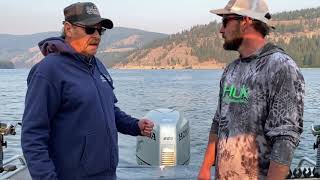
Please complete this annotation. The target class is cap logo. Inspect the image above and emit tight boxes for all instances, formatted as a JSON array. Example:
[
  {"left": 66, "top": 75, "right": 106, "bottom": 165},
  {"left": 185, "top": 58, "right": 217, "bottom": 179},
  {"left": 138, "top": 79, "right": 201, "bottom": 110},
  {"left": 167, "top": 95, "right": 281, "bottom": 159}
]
[{"left": 86, "top": 5, "right": 100, "bottom": 15}]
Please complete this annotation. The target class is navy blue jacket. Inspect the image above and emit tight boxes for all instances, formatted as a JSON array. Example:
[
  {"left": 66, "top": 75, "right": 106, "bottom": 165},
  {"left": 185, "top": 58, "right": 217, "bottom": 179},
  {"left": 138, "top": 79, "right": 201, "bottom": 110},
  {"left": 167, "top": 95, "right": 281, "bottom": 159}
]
[{"left": 21, "top": 37, "right": 141, "bottom": 180}]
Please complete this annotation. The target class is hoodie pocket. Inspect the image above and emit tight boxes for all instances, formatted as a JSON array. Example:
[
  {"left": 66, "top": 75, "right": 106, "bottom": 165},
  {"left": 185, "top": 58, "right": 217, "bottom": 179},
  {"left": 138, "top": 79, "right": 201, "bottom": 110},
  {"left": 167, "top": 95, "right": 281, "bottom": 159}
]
[{"left": 80, "top": 132, "right": 113, "bottom": 175}]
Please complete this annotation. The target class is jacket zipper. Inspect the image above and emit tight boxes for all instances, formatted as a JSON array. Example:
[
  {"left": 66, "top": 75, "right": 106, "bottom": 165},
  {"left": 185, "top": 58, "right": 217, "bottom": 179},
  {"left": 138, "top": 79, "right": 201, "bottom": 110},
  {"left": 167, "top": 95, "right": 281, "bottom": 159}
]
[{"left": 88, "top": 64, "right": 113, "bottom": 141}]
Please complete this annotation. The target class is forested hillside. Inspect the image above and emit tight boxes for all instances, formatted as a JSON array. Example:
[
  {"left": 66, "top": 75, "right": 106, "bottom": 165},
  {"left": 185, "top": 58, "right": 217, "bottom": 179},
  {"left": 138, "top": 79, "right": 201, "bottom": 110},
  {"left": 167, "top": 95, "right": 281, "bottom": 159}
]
[
  {"left": 116, "top": 7, "right": 320, "bottom": 69},
  {"left": 0, "top": 28, "right": 167, "bottom": 68}
]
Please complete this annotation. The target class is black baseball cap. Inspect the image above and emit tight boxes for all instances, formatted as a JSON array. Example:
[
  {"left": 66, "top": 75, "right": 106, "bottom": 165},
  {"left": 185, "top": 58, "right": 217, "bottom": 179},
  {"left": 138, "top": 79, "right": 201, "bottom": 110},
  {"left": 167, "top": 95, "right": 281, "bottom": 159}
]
[{"left": 64, "top": 2, "right": 113, "bottom": 29}]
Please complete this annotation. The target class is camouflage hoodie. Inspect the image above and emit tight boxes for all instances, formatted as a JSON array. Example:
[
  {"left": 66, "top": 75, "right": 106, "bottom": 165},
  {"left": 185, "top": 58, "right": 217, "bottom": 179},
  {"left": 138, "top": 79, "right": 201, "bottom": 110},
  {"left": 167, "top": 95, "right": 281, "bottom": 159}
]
[{"left": 211, "top": 43, "right": 305, "bottom": 180}]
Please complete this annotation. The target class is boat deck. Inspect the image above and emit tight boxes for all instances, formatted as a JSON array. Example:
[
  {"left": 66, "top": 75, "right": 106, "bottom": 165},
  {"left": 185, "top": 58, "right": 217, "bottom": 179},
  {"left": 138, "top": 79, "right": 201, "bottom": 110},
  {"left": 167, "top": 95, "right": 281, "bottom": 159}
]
[{"left": 0, "top": 155, "right": 318, "bottom": 180}]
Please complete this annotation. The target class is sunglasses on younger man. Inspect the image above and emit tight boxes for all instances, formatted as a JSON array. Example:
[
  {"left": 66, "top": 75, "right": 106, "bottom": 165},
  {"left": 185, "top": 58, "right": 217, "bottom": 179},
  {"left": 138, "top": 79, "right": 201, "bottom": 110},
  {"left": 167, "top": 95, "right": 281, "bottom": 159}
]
[
  {"left": 222, "top": 16, "right": 244, "bottom": 28},
  {"left": 72, "top": 23, "right": 106, "bottom": 35}
]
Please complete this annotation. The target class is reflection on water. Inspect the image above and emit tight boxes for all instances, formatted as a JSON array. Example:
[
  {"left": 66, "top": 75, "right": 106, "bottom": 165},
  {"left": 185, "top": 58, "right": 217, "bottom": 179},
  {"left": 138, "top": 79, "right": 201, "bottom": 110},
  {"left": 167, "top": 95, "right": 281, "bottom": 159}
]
[{"left": 0, "top": 69, "right": 319, "bottom": 169}]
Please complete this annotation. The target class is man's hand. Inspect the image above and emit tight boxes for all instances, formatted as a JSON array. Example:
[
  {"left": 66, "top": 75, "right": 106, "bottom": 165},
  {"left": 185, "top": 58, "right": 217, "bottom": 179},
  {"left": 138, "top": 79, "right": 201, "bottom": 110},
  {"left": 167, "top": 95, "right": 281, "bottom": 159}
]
[
  {"left": 138, "top": 119, "right": 154, "bottom": 137},
  {"left": 266, "top": 160, "right": 290, "bottom": 180},
  {"left": 197, "top": 133, "right": 218, "bottom": 180}
]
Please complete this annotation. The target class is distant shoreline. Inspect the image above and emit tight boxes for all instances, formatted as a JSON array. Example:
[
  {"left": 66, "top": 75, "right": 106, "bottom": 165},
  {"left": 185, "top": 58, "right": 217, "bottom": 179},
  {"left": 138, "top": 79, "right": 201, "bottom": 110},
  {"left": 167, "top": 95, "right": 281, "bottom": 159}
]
[
  {"left": 112, "top": 63, "right": 226, "bottom": 70},
  {"left": 0, "top": 67, "right": 15, "bottom": 69}
]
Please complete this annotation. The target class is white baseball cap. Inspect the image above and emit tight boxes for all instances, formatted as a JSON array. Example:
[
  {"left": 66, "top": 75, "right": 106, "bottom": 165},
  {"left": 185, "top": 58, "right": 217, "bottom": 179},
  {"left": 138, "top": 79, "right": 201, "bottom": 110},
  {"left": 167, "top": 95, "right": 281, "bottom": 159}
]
[{"left": 210, "top": 0, "right": 272, "bottom": 25}]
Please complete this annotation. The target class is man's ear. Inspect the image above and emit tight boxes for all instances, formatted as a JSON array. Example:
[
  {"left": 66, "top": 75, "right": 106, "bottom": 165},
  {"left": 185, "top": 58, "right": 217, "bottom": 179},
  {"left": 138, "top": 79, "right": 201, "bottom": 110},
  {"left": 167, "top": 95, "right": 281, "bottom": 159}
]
[
  {"left": 241, "top": 17, "right": 253, "bottom": 32},
  {"left": 64, "top": 22, "right": 73, "bottom": 38}
]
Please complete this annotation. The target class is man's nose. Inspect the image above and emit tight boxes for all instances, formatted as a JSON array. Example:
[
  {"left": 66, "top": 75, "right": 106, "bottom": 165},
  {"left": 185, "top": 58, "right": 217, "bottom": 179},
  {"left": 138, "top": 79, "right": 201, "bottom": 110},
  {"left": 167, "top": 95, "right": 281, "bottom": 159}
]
[
  {"left": 220, "top": 26, "right": 225, "bottom": 34},
  {"left": 91, "top": 33, "right": 102, "bottom": 44},
  {"left": 92, "top": 30, "right": 101, "bottom": 37}
]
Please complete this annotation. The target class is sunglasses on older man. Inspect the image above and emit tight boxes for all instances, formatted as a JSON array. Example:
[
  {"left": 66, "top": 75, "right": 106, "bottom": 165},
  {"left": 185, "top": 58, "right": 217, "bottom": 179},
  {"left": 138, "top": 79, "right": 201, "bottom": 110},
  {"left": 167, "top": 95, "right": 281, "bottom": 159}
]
[
  {"left": 222, "top": 16, "right": 244, "bottom": 28},
  {"left": 72, "top": 23, "right": 106, "bottom": 35}
]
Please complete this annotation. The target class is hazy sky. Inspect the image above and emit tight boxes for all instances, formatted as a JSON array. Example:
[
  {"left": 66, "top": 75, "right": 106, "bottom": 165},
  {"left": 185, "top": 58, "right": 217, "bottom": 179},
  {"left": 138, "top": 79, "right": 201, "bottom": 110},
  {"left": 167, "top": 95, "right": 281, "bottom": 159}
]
[{"left": 1, "top": 0, "right": 320, "bottom": 35}]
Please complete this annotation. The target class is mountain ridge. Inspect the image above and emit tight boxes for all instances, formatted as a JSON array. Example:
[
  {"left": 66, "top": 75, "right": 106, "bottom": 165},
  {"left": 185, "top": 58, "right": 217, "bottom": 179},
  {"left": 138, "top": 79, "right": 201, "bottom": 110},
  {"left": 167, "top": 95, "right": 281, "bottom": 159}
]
[
  {"left": 0, "top": 27, "right": 168, "bottom": 68},
  {"left": 116, "top": 7, "right": 320, "bottom": 69},
  {"left": 2, "top": 7, "right": 320, "bottom": 69}
]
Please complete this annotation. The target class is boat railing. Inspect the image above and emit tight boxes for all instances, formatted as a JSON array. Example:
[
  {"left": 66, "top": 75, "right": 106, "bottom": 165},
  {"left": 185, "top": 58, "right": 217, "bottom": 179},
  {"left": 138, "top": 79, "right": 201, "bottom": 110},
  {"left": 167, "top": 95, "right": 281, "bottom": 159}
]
[
  {"left": 287, "top": 124, "right": 320, "bottom": 179},
  {"left": 0, "top": 155, "right": 28, "bottom": 180}
]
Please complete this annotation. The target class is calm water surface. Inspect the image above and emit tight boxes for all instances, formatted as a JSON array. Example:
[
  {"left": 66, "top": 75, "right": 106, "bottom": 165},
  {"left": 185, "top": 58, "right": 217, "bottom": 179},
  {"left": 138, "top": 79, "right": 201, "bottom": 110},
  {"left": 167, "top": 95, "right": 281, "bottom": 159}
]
[{"left": 0, "top": 69, "right": 319, "bottom": 170}]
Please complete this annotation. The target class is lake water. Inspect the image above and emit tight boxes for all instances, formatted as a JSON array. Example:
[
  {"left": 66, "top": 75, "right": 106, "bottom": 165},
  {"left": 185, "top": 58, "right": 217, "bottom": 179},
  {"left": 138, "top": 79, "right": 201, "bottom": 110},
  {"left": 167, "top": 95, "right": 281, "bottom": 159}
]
[{"left": 0, "top": 69, "right": 319, "bottom": 171}]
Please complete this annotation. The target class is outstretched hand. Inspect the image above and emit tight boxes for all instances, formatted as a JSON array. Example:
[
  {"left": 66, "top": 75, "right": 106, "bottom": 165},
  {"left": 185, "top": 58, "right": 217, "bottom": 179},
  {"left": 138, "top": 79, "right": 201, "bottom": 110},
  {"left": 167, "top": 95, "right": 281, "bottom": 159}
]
[{"left": 138, "top": 118, "right": 154, "bottom": 137}]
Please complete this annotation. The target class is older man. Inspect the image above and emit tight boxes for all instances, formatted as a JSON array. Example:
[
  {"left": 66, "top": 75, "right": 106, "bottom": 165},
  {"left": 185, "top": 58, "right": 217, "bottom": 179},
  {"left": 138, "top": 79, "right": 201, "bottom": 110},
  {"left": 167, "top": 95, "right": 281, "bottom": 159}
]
[
  {"left": 198, "top": 0, "right": 305, "bottom": 179},
  {"left": 21, "top": 2, "right": 154, "bottom": 180}
]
